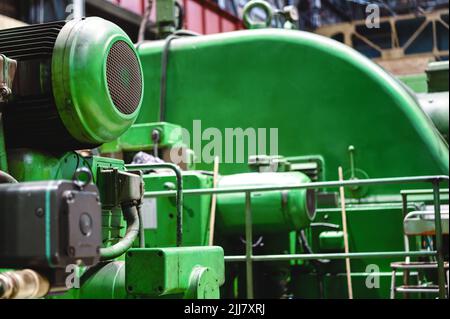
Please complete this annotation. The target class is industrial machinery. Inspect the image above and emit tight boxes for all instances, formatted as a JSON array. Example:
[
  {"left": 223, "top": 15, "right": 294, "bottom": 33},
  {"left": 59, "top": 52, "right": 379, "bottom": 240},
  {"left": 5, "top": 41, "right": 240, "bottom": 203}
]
[
  {"left": 0, "top": 0, "right": 448, "bottom": 300},
  {"left": 0, "top": 16, "right": 224, "bottom": 299}
]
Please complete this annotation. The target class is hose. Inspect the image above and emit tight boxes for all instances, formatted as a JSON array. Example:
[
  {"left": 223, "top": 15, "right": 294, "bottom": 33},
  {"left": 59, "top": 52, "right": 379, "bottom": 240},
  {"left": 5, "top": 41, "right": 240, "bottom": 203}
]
[
  {"left": 298, "top": 230, "right": 330, "bottom": 265},
  {"left": 100, "top": 203, "right": 140, "bottom": 261},
  {"left": 0, "top": 170, "right": 18, "bottom": 183},
  {"left": 137, "top": 203, "right": 145, "bottom": 248},
  {"left": 138, "top": 0, "right": 154, "bottom": 43}
]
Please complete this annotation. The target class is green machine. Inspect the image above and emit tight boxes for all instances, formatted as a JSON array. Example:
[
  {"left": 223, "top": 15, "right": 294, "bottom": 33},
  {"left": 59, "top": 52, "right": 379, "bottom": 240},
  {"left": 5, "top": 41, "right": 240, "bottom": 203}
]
[
  {"left": 0, "top": 17, "right": 224, "bottom": 299},
  {"left": 0, "top": 0, "right": 448, "bottom": 300},
  {"left": 101, "top": 0, "right": 448, "bottom": 299}
]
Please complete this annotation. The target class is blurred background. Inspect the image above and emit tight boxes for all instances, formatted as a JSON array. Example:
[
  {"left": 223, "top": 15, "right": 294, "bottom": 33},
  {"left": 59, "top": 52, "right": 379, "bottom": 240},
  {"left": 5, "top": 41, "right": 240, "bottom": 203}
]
[{"left": 0, "top": 0, "right": 448, "bottom": 75}]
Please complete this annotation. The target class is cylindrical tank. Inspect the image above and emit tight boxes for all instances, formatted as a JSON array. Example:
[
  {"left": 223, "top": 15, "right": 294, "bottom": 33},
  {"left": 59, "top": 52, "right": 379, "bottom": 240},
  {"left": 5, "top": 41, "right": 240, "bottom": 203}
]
[
  {"left": 0, "top": 17, "right": 143, "bottom": 150},
  {"left": 216, "top": 172, "right": 316, "bottom": 234}
]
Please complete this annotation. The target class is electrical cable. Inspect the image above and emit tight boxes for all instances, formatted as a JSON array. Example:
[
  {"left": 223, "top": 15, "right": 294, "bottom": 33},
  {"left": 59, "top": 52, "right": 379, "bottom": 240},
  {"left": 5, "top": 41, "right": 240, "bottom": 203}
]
[{"left": 138, "top": 0, "right": 154, "bottom": 43}]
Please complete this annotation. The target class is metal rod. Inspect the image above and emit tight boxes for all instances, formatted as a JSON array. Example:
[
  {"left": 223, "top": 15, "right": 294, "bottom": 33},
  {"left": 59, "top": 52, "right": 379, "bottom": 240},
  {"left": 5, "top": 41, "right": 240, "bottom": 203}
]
[
  {"left": 432, "top": 180, "right": 447, "bottom": 299},
  {"left": 144, "top": 175, "right": 449, "bottom": 198},
  {"left": 401, "top": 189, "right": 449, "bottom": 195},
  {"left": 126, "top": 163, "right": 184, "bottom": 247},
  {"left": 245, "top": 192, "right": 254, "bottom": 299},
  {"left": 224, "top": 251, "right": 437, "bottom": 262},
  {"left": 208, "top": 156, "right": 220, "bottom": 246},
  {"left": 338, "top": 166, "right": 353, "bottom": 299}
]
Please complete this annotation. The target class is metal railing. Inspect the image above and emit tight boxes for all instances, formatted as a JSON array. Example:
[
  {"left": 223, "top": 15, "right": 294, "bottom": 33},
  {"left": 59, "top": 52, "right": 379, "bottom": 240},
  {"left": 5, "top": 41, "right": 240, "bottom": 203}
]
[{"left": 142, "top": 173, "right": 449, "bottom": 299}]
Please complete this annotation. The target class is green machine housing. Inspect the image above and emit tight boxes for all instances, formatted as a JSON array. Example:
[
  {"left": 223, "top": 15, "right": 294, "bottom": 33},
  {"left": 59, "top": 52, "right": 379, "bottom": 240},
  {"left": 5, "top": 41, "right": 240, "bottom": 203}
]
[
  {"left": 117, "top": 28, "right": 449, "bottom": 299},
  {"left": 0, "top": 17, "right": 225, "bottom": 299},
  {"left": 0, "top": 17, "right": 143, "bottom": 150}
]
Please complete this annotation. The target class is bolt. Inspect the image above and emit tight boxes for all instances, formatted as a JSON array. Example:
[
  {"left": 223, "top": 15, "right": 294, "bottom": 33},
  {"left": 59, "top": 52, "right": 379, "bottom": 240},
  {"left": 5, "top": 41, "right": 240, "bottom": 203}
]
[
  {"left": 35, "top": 207, "right": 44, "bottom": 218},
  {"left": 66, "top": 192, "right": 74, "bottom": 202},
  {"left": 151, "top": 129, "right": 161, "bottom": 143},
  {"left": 0, "top": 87, "right": 9, "bottom": 98}
]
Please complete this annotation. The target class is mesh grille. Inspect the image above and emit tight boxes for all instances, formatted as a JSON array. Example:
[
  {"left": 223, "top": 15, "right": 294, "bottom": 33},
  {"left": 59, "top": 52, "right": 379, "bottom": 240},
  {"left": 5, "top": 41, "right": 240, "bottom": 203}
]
[{"left": 106, "top": 40, "right": 142, "bottom": 115}]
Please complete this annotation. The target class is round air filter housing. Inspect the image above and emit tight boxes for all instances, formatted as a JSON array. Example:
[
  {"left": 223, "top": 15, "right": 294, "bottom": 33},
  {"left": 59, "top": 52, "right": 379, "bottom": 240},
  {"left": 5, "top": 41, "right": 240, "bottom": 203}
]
[{"left": 0, "top": 17, "right": 143, "bottom": 150}]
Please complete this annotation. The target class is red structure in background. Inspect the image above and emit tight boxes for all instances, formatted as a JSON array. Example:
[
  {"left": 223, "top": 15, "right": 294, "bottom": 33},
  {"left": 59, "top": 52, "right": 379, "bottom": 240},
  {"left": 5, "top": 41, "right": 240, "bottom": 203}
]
[{"left": 107, "top": 0, "right": 243, "bottom": 34}]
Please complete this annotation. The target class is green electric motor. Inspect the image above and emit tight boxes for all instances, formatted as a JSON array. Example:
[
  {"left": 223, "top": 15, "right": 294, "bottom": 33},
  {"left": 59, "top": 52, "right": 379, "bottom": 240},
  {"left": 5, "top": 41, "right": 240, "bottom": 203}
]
[
  {"left": 0, "top": 17, "right": 143, "bottom": 150},
  {"left": 216, "top": 172, "right": 316, "bottom": 234}
]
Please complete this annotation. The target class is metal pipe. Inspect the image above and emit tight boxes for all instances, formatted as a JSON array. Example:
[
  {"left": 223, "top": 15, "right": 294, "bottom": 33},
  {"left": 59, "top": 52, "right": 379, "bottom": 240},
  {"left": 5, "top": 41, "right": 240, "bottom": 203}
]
[
  {"left": 0, "top": 170, "right": 18, "bottom": 183},
  {"left": 0, "top": 269, "right": 50, "bottom": 299},
  {"left": 126, "top": 163, "right": 184, "bottom": 247},
  {"left": 245, "top": 192, "right": 254, "bottom": 299},
  {"left": 432, "top": 180, "right": 447, "bottom": 299},
  {"left": 401, "top": 189, "right": 449, "bottom": 195},
  {"left": 144, "top": 175, "right": 449, "bottom": 198},
  {"left": 224, "top": 250, "right": 437, "bottom": 262},
  {"left": 72, "top": 0, "right": 86, "bottom": 19}
]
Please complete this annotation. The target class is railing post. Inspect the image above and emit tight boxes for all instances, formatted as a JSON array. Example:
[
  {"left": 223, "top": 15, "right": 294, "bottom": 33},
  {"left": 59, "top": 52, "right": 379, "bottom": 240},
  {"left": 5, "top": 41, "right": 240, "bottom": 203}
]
[
  {"left": 432, "top": 179, "right": 447, "bottom": 299},
  {"left": 245, "top": 191, "right": 254, "bottom": 299}
]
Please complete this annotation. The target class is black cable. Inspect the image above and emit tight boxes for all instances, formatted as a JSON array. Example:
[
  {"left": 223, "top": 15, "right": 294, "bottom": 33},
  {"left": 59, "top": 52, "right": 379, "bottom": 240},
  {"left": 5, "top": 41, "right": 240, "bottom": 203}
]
[
  {"left": 175, "top": 1, "right": 185, "bottom": 30},
  {"left": 298, "top": 230, "right": 330, "bottom": 265},
  {"left": 159, "top": 30, "right": 199, "bottom": 122}
]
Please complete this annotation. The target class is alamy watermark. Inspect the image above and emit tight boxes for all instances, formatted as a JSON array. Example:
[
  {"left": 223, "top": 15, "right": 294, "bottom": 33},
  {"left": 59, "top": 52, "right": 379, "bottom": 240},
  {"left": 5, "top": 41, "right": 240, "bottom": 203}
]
[
  {"left": 366, "top": 4, "right": 381, "bottom": 29},
  {"left": 365, "top": 264, "right": 381, "bottom": 289},
  {"left": 168, "top": 120, "right": 279, "bottom": 165}
]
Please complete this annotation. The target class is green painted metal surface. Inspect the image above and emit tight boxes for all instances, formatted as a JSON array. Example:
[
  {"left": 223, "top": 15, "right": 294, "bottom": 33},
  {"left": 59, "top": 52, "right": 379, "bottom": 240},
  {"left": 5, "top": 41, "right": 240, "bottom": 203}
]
[
  {"left": 319, "top": 231, "right": 344, "bottom": 252},
  {"left": 7, "top": 150, "right": 124, "bottom": 183},
  {"left": 143, "top": 171, "right": 213, "bottom": 247},
  {"left": 426, "top": 61, "right": 449, "bottom": 93},
  {"left": 216, "top": 172, "right": 315, "bottom": 234},
  {"left": 62, "top": 262, "right": 128, "bottom": 299},
  {"left": 417, "top": 92, "right": 449, "bottom": 141},
  {"left": 102, "top": 121, "right": 184, "bottom": 152},
  {"left": 136, "top": 30, "right": 448, "bottom": 199},
  {"left": 398, "top": 73, "right": 428, "bottom": 93},
  {"left": 52, "top": 17, "right": 143, "bottom": 144},
  {"left": 125, "top": 246, "right": 225, "bottom": 298},
  {"left": 311, "top": 205, "right": 417, "bottom": 272}
]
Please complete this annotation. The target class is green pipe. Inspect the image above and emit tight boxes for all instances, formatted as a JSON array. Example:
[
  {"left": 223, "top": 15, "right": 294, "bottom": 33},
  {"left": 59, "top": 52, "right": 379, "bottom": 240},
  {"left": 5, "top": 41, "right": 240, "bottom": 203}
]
[
  {"left": 126, "top": 163, "right": 184, "bottom": 247},
  {"left": 432, "top": 181, "right": 447, "bottom": 299},
  {"left": 224, "top": 250, "right": 437, "bottom": 262},
  {"left": 144, "top": 175, "right": 449, "bottom": 198},
  {"left": 245, "top": 192, "right": 254, "bottom": 299},
  {"left": 100, "top": 204, "right": 140, "bottom": 261}
]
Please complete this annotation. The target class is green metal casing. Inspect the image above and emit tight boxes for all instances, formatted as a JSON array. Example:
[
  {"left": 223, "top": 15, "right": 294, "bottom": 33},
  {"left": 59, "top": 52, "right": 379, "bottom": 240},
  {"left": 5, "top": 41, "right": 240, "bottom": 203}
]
[
  {"left": 135, "top": 29, "right": 448, "bottom": 195},
  {"left": 142, "top": 171, "right": 213, "bottom": 246},
  {"left": 216, "top": 172, "right": 315, "bottom": 234},
  {"left": 102, "top": 122, "right": 184, "bottom": 152},
  {"left": 126, "top": 247, "right": 225, "bottom": 298}
]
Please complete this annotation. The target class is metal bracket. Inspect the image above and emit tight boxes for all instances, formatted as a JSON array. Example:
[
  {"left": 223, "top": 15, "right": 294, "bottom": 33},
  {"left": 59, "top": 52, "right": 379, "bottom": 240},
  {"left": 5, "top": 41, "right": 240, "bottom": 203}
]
[{"left": 0, "top": 54, "right": 17, "bottom": 103}]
